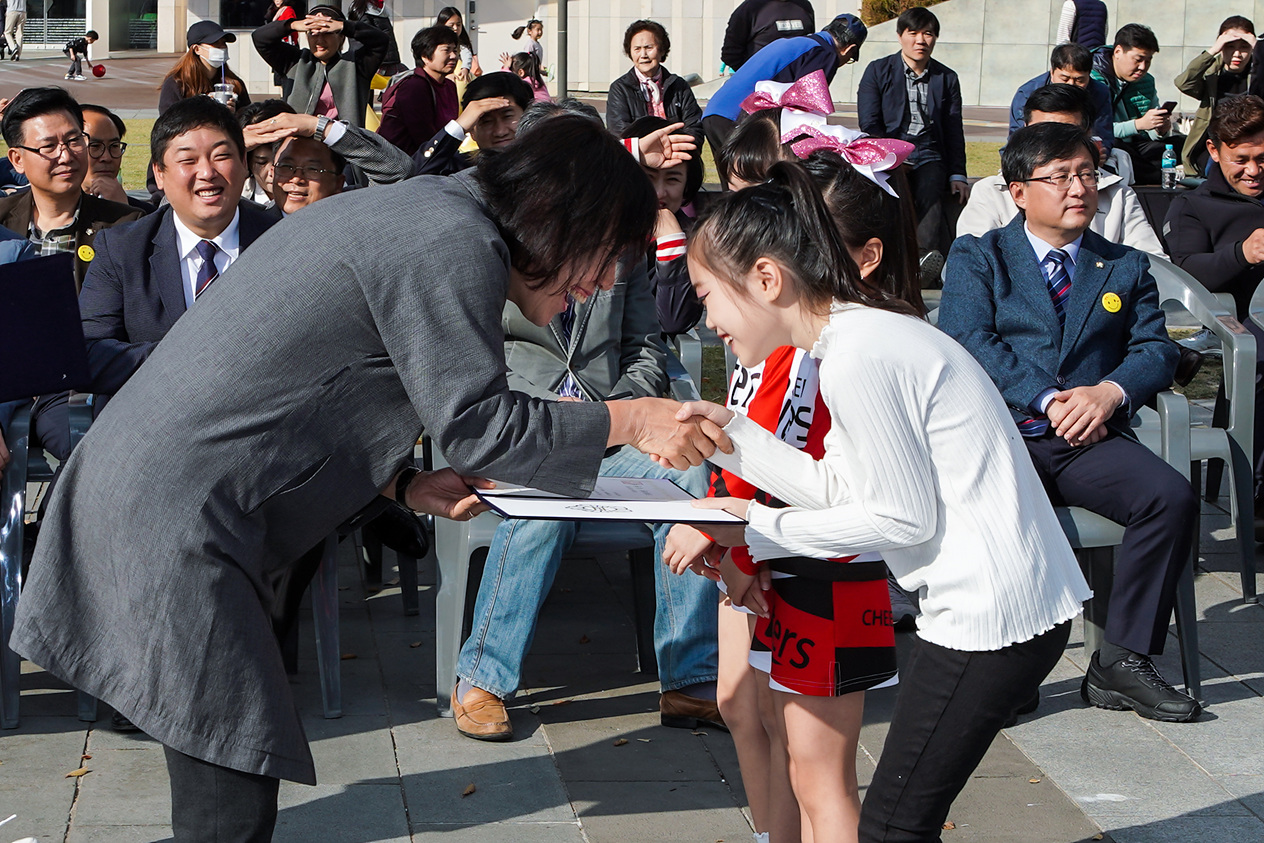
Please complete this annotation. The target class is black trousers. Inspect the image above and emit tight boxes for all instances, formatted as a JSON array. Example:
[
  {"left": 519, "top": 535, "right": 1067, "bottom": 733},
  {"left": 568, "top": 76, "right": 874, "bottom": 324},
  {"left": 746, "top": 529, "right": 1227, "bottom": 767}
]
[
  {"left": 165, "top": 745, "right": 280, "bottom": 842},
  {"left": 1117, "top": 133, "right": 1187, "bottom": 186},
  {"left": 907, "top": 160, "right": 950, "bottom": 255},
  {"left": 1025, "top": 430, "right": 1196, "bottom": 654},
  {"left": 858, "top": 622, "right": 1071, "bottom": 843},
  {"left": 702, "top": 114, "right": 736, "bottom": 175}
]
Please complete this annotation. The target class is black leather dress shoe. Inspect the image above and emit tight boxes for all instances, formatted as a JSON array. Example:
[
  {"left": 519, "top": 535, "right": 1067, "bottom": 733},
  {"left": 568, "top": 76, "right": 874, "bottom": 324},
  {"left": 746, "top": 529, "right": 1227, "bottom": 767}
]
[
  {"left": 111, "top": 711, "right": 141, "bottom": 733},
  {"left": 1081, "top": 652, "right": 1201, "bottom": 722}
]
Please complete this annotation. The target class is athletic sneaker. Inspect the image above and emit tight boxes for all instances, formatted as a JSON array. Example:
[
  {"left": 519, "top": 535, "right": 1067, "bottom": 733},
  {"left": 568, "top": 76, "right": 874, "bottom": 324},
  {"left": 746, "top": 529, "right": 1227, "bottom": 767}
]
[
  {"left": 73, "top": 74, "right": 87, "bottom": 81},
  {"left": 1177, "top": 327, "right": 1221, "bottom": 355},
  {"left": 1081, "top": 651, "right": 1201, "bottom": 722}
]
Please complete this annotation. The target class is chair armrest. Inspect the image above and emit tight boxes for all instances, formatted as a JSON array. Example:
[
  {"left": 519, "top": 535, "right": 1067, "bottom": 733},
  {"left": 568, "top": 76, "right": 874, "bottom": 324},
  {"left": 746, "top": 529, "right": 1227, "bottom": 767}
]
[
  {"left": 671, "top": 330, "right": 703, "bottom": 388},
  {"left": 67, "top": 392, "right": 92, "bottom": 447},
  {"left": 1153, "top": 390, "right": 1191, "bottom": 480}
]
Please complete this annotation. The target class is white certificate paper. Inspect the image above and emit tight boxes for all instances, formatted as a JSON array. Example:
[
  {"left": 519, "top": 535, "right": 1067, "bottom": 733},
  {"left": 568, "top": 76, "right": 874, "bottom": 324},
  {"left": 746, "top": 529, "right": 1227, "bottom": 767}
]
[{"left": 475, "top": 477, "right": 746, "bottom": 524}]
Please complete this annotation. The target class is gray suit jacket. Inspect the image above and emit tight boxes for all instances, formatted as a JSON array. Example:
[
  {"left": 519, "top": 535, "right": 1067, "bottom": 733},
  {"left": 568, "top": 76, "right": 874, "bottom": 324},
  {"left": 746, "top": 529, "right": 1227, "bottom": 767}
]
[
  {"left": 503, "top": 253, "right": 667, "bottom": 401},
  {"left": 330, "top": 123, "right": 415, "bottom": 185},
  {"left": 12, "top": 170, "right": 611, "bottom": 784}
]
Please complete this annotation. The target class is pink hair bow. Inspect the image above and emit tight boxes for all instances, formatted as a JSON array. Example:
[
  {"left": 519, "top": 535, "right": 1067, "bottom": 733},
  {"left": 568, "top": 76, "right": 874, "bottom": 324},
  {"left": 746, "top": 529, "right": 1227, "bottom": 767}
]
[
  {"left": 786, "top": 122, "right": 916, "bottom": 197},
  {"left": 739, "top": 69, "right": 834, "bottom": 117}
]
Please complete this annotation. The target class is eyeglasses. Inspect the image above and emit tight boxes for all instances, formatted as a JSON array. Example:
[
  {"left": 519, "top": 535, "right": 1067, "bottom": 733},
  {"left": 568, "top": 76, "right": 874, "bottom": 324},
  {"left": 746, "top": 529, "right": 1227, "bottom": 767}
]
[
  {"left": 1020, "top": 171, "right": 1100, "bottom": 190},
  {"left": 274, "top": 162, "right": 336, "bottom": 180},
  {"left": 86, "top": 137, "right": 128, "bottom": 159},
  {"left": 13, "top": 133, "right": 87, "bottom": 158}
]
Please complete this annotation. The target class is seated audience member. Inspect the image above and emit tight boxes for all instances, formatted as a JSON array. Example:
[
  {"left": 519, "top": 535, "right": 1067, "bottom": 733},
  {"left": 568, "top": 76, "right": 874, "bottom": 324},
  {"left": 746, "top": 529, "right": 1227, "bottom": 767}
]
[
  {"left": 241, "top": 98, "right": 414, "bottom": 194},
  {"left": 606, "top": 20, "right": 703, "bottom": 147},
  {"left": 1163, "top": 94, "right": 1264, "bottom": 511},
  {"left": 962, "top": 84, "right": 1163, "bottom": 255},
  {"left": 621, "top": 115, "right": 705, "bottom": 336},
  {"left": 378, "top": 25, "right": 461, "bottom": 156},
  {"left": 940, "top": 122, "right": 1200, "bottom": 723},
  {"left": 858, "top": 5, "right": 968, "bottom": 255},
  {"left": 411, "top": 72, "right": 532, "bottom": 176},
  {"left": 450, "top": 250, "right": 717, "bottom": 745},
  {"left": 507, "top": 51, "right": 551, "bottom": 103},
  {"left": 0, "top": 87, "right": 141, "bottom": 473},
  {"left": 702, "top": 13, "right": 866, "bottom": 156},
  {"left": 238, "top": 99, "right": 292, "bottom": 204},
  {"left": 253, "top": 3, "right": 389, "bottom": 129},
  {"left": 1176, "top": 16, "right": 1258, "bottom": 177},
  {"left": 1010, "top": 43, "right": 1114, "bottom": 152},
  {"left": 270, "top": 133, "right": 346, "bottom": 215},
  {"left": 1091, "top": 23, "right": 1184, "bottom": 184},
  {"left": 80, "top": 104, "right": 150, "bottom": 210},
  {"left": 721, "top": 0, "right": 815, "bottom": 72}
]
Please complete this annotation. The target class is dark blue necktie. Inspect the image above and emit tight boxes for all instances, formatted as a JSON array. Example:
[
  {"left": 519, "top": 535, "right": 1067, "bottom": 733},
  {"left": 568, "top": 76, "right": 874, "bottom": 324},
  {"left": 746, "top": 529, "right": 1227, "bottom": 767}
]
[
  {"left": 1045, "top": 248, "right": 1072, "bottom": 332},
  {"left": 194, "top": 239, "right": 219, "bottom": 300}
]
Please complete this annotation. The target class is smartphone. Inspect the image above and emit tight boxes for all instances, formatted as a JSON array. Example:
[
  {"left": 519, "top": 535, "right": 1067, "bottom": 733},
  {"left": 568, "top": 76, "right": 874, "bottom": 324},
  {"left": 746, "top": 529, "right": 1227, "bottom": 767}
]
[{"left": 1159, "top": 101, "right": 1177, "bottom": 113}]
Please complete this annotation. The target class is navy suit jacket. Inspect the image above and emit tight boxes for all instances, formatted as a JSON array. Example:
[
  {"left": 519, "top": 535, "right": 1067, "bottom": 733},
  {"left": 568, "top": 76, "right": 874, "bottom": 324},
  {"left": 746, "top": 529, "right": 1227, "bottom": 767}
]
[
  {"left": 78, "top": 202, "right": 277, "bottom": 396},
  {"left": 856, "top": 52, "right": 968, "bottom": 178},
  {"left": 938, "top": 216, "right": 1177, "bottom": 435}
]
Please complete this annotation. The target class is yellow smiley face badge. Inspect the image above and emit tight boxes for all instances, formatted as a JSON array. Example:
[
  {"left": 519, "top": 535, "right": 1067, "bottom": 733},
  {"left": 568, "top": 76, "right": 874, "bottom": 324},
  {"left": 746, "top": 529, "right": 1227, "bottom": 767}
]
[
  {"left": 1102, "top": 292, "right": 1122, "bottom": 313},
  {"left": 77, "top": 245, "right": 95, "bottom": 262}
]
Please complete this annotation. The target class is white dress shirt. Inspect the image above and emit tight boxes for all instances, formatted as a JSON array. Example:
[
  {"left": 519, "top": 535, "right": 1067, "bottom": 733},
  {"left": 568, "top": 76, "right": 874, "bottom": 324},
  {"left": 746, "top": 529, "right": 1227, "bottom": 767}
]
[
  {"left": 709, "top": 305, "right": 1092, "bottom": 652},
  {"left": 173, "top": 209, "right": 241, "bottom": 309}
]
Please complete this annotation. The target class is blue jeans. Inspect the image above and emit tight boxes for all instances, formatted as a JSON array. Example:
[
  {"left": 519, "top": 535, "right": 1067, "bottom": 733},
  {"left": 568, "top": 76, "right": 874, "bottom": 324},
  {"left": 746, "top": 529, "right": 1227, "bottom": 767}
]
[{"left": 457, "top": 446, "right": 717, "bottom": 699}]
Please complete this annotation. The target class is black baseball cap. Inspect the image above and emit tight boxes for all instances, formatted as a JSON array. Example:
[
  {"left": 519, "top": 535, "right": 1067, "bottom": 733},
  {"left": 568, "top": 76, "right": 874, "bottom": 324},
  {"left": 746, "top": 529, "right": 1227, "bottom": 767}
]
[
  {"left": 187, "top": 20, "right": 236, "bottom": 46},
  {"left": 307, "top": 4, "right": 347, "bottom": 21}
]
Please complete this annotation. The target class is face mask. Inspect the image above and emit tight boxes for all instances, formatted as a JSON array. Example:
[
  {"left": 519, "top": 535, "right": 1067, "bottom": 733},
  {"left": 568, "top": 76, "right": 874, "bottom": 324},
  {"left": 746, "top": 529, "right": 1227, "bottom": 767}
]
[{"left": 202, "top": 46, "right": 228, "bottom": 67}]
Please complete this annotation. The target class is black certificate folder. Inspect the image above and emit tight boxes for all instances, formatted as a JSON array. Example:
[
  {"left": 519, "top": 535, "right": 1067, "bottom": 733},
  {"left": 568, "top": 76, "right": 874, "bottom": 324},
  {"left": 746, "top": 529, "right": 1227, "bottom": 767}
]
[
  {"left": 474, "top": 476, "right": 748, "bottom": 524},
  {"left": 0, "top": 253, "right": 90, "bottom": 403}
]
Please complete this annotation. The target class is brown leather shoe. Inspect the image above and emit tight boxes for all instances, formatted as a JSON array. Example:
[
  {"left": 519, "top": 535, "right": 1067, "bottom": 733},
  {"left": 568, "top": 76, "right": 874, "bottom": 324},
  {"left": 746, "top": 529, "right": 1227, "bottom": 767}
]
[
  {"left": 660, "top": 690, "right": 728, "bottom": 732},
  {"left": 452, "top": 685, "right": 513, "bottom": 741}
]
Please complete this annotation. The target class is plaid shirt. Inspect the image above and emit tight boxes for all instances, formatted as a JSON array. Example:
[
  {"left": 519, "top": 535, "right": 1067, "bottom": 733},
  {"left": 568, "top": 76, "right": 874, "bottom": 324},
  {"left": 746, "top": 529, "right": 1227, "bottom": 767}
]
[
  {"left": 903, "top": 64, "right": 929, "bottom": 141},
  {"left": 27, "top": 202, "right": 80, "bottom": 257}
]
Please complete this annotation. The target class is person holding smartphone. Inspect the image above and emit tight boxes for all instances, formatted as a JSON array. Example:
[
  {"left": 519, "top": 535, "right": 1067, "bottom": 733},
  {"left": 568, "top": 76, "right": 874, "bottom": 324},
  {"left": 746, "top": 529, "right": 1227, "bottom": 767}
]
[{"left": 1091, "top": 23, "right": 1186, "bottom": 184}]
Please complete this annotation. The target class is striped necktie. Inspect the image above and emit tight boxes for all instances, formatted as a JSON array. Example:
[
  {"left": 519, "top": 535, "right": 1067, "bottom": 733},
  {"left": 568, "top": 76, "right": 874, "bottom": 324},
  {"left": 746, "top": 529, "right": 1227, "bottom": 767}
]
[
  {"left": 1045, "top": 248, "right": 1072, "bottom": 331},
  {"left": 194, "top": 240, "right": 219, "bottom": 300}
]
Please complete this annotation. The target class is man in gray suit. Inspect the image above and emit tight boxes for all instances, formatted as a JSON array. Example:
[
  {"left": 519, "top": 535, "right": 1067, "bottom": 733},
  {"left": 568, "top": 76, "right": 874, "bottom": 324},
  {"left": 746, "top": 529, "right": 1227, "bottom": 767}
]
[{"left": 13, "top": 115, "right": 723, "bottom": 841}]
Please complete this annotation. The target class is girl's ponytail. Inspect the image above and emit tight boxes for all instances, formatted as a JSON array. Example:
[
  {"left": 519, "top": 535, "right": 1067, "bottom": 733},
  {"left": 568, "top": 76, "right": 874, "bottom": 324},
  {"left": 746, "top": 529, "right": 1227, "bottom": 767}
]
[{"left": 511, "top": 24, "right": 526, "bottom": 39}]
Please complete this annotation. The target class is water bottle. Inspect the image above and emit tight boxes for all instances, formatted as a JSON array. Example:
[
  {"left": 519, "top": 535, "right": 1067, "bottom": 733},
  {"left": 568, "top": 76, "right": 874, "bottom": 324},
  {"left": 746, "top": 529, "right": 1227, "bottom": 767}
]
[{"left": 1161, "top": 144, "right": 1178, "bottom": 190}]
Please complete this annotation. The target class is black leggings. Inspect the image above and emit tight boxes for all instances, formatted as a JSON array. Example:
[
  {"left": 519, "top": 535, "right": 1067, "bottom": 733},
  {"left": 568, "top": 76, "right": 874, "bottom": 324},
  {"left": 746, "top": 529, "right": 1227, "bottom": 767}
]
[{"left": 859, "top": 622, "right": 1071, "bottom": 842}]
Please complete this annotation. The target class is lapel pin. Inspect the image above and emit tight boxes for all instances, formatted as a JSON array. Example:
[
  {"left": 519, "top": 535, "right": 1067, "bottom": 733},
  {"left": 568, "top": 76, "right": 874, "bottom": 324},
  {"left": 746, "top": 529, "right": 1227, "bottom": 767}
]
[
  {"left": 1102, "top": 292, "right": 1122, "bottom": 313},
  {"left": 1095, "top": 261, "right": 1103, "bottom": 268}
]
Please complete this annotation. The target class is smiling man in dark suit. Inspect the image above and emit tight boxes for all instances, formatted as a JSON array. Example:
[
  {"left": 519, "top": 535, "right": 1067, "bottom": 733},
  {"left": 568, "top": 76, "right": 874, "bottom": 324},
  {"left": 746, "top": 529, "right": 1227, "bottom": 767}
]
[
  {"left": 939, "top": 121, "right": 1200, "bottom": 723},
  {"left": 79, "top": 97, "right": 275, "bottom": 398}
]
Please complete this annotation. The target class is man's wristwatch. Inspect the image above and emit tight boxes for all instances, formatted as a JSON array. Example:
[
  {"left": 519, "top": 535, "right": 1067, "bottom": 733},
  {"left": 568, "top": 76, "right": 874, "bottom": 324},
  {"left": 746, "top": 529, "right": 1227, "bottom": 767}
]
[
  {"left": 314, "top": 114, "right": 331, "bottom": 143},
  {"left": 395, "top": 466, "right": 422, "bottom": 510}
]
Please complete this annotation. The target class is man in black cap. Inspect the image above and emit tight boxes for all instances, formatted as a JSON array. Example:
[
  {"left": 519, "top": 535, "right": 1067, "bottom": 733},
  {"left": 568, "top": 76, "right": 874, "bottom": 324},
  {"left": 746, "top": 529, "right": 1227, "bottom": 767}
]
[{"left": 253, "top": 3, "right": 390, "bottom": 129}]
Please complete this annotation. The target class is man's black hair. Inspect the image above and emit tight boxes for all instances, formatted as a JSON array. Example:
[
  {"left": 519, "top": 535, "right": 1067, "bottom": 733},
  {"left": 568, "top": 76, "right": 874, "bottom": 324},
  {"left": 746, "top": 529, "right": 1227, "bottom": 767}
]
[
  {"left": 1022, "top": 83, "right": 1093, "bottom": 130},
  {"left": 1113, "top": 23, "right": 1160, "bottom": 54},
  {"left": 896, "top": 6, "right": 940, "bottom": 37},
  {"left": 461, "top": 71, "right": 533, "bottom": 110},
  {"left": 151, "top": 96, "right": 246, "bottom": 167},
  {"left": 1, "top": 86, "right": 83, "bottom": 148},
  {"left": 412, "top": 24, "right": 459, "bottom": 63},
  {"left": 515, "top": 97, "right": 602, "bottom": 135},
  {"left": 85, "top": 30, "right": 99, "bottom": 39},
  {"left": 237, "top": 98, "right": 298, "bottom": 128},
  {"left": 823, "top": 13, "right": 867, "bottom": 49},
  {"left": 476, "top": 113, "right": 656, "bottom": 292},
  {"left": 1050, "top": 42, "right": 1092, "bottom": 73},
  {"left": 81, "top": 103, "right": 126, "bottom": 138},
  {"left": 622, "top": 114, "right": 704, "bottom": 204},
  {"left": 1002, "top": 122, "right": 1100, "bottom": 184}
]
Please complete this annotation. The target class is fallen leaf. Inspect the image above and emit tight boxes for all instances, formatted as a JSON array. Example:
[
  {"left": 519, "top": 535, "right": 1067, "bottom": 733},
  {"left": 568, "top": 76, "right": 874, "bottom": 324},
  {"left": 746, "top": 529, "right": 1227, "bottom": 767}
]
[
  {"left": 637, "top": 738, "right": 651, "bottom": 743},
  {"left": 1093, "top": 835, "right": 1104, "bottom": 841},
  {"left": 80, "top": 754, "right": 92, "bottom": 761},
  {"left": 553, "top": 699, "right": 572, "bottom": 706},
  {"left": 65, "top": 767, "right": 90, "bottom": 778},
  {"left": 942, "top": 821, "right": 955, "bottom": 830},
  {"left": 340, "top": 653, "right": 357, "bottom": 660},
  {"left": 409, "top": 641, "right": 422, "bottom": 649},
  {"left": 579, "top": 634, "right": 591, "bottom": 644},
  {"left": 1029, "top": 777, "right": 1041, "bottom": 784},
  {"left": 613, "top": 738, "right": 628, "bottom": 746},
  {"left": 461, "top": 783, "right": 476, "bottom": 797}
]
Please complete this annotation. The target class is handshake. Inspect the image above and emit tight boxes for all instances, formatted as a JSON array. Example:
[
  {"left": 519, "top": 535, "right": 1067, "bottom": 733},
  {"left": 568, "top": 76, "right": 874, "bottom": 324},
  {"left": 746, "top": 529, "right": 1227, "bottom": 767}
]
[{"left": 615, "top": 398, "right": 738, "bottom": 469}]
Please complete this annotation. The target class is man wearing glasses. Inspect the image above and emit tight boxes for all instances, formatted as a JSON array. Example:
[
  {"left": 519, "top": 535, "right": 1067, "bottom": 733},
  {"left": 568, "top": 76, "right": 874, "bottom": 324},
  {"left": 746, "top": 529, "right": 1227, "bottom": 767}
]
[
  {"left": 939, "top": 121, "right": 1201, "bottom": 724},
  {"left": 0, "top": 87, "right": 140, "bottom": 290},
  {"left": 80, "top": 103, "right": 153, "bottom": 212}
]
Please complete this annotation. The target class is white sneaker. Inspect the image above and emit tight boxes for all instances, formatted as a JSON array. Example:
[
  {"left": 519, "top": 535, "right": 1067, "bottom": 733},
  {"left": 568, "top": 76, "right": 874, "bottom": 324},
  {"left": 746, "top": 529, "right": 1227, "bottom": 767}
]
[
  {"left": 72, "top": 74, "right": 87, "bottom": 81},
  {"left": 1177, "top": 327, "right": 1221, "bottom": 355}
]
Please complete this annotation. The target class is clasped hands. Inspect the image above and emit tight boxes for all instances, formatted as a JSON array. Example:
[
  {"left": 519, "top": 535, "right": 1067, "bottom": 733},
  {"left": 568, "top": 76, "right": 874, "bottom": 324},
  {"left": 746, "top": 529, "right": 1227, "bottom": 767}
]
[{"left": 1045, "top": 382, "right": 1124, "bottom": 446}]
